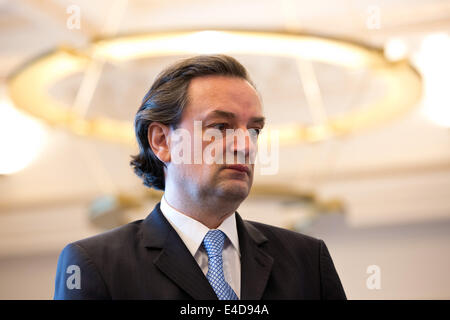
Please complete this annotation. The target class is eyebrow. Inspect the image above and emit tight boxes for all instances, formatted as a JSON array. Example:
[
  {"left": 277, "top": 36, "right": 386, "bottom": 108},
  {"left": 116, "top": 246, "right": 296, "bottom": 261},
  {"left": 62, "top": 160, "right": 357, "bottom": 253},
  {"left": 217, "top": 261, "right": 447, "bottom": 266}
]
[{"left": 205, "top": 110, "right": 266, "bottom": 126}]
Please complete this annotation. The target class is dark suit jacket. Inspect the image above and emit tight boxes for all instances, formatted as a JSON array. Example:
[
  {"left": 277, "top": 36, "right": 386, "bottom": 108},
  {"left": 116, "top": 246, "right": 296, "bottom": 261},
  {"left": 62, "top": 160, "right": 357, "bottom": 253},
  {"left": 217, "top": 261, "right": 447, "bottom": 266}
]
[{"left": 54, "top": 202, "right": 346, "bottom": 299}]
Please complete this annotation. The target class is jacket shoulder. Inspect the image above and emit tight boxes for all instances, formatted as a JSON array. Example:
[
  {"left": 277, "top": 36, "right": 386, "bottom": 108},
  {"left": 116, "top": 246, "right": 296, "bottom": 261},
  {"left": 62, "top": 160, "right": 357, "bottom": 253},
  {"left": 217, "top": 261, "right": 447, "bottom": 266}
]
[
  {"left": 54, "top": 219, "right": 146, "bottom": 299},
  {"left": 244, "top": 219, "right": 322, "bottom": 248},
  {"left": 244, "top": 219, "right": 347, "bottom": 299},
  {"left": 72, "top": 219, "right": 144, "bottom": 253}
]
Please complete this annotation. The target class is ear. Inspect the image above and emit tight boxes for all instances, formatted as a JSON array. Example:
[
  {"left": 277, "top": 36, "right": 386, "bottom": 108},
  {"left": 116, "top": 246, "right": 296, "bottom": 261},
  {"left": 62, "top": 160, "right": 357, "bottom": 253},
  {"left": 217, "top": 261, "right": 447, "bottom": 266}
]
[{"left": 147, "top": 122, "right": 171, "bottom": 163}]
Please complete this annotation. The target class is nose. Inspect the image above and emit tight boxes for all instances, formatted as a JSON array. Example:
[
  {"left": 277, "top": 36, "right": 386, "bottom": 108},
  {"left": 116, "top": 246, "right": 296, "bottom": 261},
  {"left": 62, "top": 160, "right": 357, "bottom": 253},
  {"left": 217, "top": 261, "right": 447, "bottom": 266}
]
[{"left": 227, "top": 128, "right": 258, "bottom": 164}]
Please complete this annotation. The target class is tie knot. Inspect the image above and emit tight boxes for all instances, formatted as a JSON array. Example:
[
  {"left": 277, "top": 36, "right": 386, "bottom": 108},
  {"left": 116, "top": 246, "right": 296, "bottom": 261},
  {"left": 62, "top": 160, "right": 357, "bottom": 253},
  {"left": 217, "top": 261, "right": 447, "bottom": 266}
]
[{"left": 203, "top": 229, "right": 226, "bottom": 258}]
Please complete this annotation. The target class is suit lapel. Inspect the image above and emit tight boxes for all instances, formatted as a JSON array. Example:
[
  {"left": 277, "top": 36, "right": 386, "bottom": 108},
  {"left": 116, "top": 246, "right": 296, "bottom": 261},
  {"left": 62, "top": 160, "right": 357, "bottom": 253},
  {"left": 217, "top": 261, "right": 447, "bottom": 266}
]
[
  {"left": 140, "top": 203, "right": 217, "bottom": 300},
  {"left": 140, "top": 203, "right": 274, "bottom": 300},
  {"left": 236, "top": 213, "right": 274, "bottom": 300}
]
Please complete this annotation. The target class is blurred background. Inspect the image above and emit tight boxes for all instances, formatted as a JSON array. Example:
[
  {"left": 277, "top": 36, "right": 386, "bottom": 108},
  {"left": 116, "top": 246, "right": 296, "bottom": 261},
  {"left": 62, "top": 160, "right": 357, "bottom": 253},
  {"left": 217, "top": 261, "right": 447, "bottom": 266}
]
[{"left": 0, "top": 0, "right": 449, "bottom": 299}]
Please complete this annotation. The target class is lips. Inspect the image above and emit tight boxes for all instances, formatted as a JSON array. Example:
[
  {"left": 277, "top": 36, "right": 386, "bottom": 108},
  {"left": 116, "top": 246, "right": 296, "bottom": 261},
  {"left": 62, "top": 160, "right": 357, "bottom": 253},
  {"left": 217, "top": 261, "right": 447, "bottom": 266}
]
[{"left": 224, "top": 164, "right": 250, "bottom": 175}]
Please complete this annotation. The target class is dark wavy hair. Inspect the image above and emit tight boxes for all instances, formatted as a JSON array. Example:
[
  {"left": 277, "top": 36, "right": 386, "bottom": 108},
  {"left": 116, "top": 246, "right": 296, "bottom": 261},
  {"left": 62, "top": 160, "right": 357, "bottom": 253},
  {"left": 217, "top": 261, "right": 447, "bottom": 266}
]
[{"left": 130, "top": 54, "right": 256, "bottom": 190}]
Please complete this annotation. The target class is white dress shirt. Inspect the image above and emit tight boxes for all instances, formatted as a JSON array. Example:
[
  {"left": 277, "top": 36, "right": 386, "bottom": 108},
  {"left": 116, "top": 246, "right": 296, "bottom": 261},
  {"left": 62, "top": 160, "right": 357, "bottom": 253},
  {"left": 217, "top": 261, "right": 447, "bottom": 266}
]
[{"left": 160, "top": 194, "right": 241, "bottom": 298}]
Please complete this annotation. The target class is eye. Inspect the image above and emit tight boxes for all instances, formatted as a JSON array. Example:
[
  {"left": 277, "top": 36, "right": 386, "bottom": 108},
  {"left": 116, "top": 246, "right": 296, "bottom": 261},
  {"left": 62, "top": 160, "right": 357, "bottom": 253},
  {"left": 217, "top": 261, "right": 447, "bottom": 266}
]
[
  {"left": 211, "top": 123, "right": 229, "bottom": 131},
  {"left": 249, "top": 128, "right": 262, "bottom": 136}
]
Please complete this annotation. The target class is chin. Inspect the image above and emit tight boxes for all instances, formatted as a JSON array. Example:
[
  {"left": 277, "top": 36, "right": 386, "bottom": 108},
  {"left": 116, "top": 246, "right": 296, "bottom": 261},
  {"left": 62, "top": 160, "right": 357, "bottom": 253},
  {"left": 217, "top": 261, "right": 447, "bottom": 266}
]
[{"left": 218, "top": 181, "right": 250, "bottom": 201}]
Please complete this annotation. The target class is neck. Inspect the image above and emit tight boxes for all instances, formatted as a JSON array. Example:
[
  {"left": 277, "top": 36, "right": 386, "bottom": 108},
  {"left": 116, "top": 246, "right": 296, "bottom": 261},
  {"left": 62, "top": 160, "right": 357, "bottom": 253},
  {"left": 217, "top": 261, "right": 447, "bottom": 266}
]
[{"left": 163, "top": 187, "right": 241, "bottom": 229}]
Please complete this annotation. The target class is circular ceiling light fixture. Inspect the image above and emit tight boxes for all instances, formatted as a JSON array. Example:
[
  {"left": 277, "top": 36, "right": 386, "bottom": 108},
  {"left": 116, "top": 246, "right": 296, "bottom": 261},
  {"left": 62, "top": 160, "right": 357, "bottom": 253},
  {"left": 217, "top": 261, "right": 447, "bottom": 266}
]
[{"left": 7, "top": 30, "right": 422, "bottom": 145}]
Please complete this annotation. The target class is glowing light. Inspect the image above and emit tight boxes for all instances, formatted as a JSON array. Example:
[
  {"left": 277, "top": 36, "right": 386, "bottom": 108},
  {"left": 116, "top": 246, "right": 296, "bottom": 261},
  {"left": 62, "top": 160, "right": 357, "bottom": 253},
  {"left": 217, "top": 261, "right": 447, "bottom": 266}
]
[
  {"left": 0, "top": 92, "right": 47, "bottom": 174},
  {"left": 94, "top": 31, "right": 376, "bottom": 68},
  {"left": 384, "top": 38, "right": 408, "bottom": 61},
  {"left": 414, "top": 33, "right": 450, "bottom": 127}
]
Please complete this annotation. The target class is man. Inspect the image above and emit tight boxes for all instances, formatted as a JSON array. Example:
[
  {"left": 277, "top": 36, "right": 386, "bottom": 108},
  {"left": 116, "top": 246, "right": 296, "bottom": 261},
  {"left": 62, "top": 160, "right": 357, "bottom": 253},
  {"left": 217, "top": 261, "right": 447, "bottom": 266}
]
[{"left": 54, "top": 54, "right": 346, "bottom": 299}]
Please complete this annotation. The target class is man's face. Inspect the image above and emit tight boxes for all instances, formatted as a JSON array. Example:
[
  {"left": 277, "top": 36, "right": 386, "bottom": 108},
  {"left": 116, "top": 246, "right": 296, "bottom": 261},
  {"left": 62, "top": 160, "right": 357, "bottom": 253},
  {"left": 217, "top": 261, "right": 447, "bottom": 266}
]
[{"left": 167, "top": 75, "right": 264, "bottom": 202}]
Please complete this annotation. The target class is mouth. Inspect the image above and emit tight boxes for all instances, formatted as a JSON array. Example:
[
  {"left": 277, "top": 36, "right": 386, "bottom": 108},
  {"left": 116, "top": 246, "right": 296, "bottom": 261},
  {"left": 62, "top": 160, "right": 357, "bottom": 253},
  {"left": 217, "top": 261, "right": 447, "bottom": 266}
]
[{"left": 223, "top": 164, "right": 250, "bottom": 175}]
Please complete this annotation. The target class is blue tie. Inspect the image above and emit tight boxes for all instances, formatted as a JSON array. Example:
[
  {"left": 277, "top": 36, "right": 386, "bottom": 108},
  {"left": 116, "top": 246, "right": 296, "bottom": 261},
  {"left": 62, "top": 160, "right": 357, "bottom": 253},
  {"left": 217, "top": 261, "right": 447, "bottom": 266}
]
[{"left": 203, "top": 230, "right": 239, "bottom": 300}]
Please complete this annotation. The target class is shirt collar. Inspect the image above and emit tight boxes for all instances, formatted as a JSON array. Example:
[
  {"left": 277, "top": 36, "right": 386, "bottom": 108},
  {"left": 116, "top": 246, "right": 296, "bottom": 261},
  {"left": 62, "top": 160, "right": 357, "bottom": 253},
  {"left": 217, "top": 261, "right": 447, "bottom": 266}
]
[{"left": 160, "top": 194, "right": 240, "bottom": 257}]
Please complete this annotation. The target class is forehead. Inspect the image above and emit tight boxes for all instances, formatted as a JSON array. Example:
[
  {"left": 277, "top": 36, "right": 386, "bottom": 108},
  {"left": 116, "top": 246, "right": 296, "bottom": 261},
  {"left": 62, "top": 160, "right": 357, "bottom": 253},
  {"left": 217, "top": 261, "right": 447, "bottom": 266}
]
[{"left": 183, "top": 75, "right": 262, "bottom": 120}]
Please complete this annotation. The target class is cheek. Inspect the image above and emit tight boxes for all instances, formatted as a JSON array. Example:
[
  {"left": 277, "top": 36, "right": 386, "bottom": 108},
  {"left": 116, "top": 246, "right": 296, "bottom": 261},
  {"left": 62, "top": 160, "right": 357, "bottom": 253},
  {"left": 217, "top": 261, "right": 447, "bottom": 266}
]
[
  {"left": 189, "top": 163, "right": 213, "bottom": 181},
  {"left": 202, "top": 135, "right": 227, "bottom": 161},
  {"left": 172, "top": 163, "right": 196, "bottom": 180}
]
